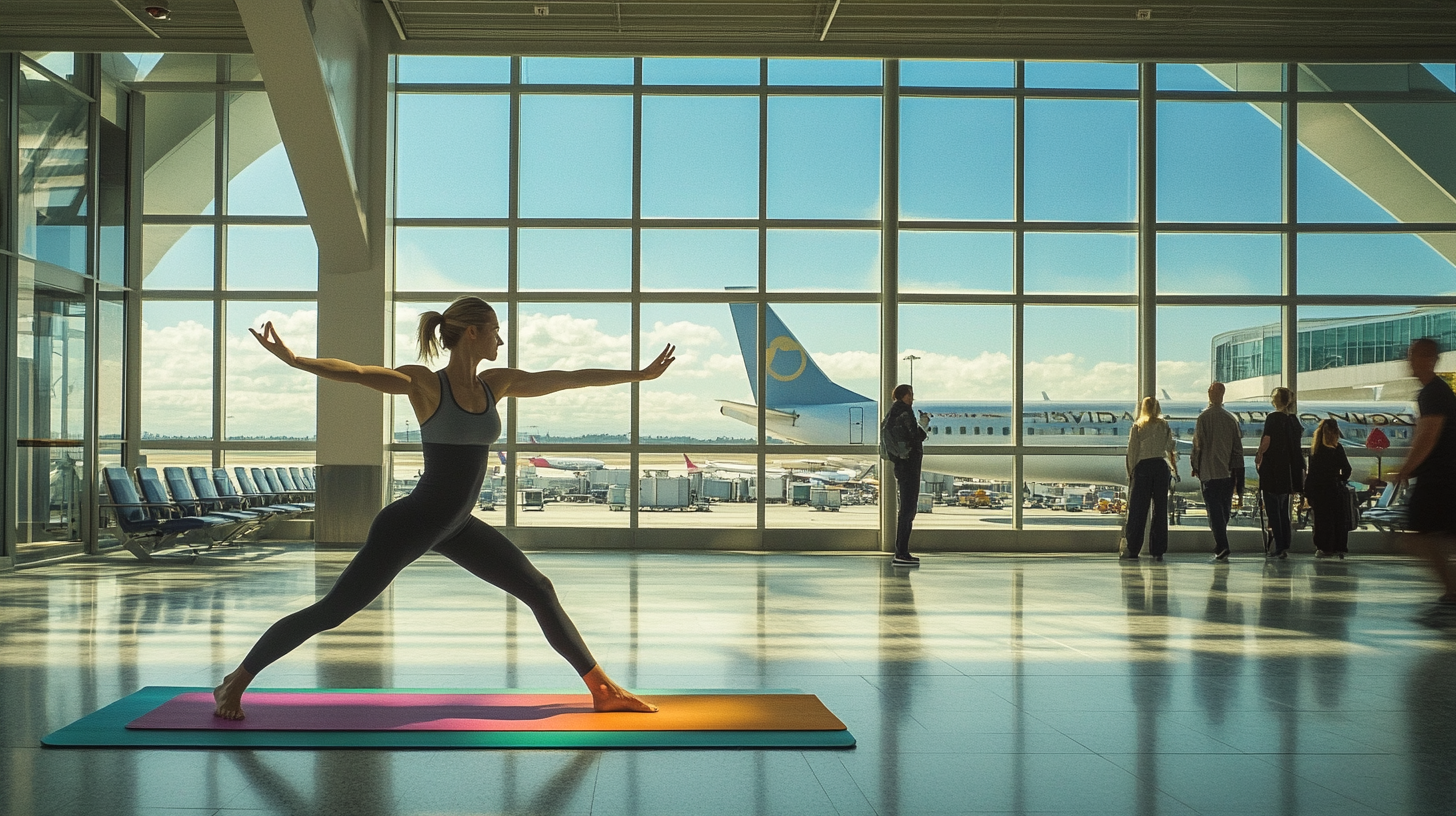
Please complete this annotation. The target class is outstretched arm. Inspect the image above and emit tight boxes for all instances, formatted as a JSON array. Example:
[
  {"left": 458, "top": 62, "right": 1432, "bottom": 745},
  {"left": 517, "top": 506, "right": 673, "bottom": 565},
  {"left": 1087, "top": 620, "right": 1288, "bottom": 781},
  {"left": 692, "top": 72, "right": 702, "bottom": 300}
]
[
  {"left": 489, "top": 344, "right": 675, "bottom": 399},
  {"left": 251, "top": 321, "right": 420, "bottom": 395}
]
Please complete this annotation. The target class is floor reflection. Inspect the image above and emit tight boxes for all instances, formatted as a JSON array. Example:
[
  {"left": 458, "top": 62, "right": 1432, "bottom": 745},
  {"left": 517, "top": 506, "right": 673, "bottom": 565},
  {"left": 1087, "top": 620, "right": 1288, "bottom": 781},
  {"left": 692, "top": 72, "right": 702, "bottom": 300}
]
[{"left": 5, "top": 550, "right": 1456, "bottom": 815}]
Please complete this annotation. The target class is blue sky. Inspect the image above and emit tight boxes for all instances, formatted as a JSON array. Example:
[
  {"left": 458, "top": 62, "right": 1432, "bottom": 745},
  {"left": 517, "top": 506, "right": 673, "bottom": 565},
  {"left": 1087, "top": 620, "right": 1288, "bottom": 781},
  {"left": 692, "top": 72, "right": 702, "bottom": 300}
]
[{"left": 137, "top": 58, "right": 1456, "bottom": 435}]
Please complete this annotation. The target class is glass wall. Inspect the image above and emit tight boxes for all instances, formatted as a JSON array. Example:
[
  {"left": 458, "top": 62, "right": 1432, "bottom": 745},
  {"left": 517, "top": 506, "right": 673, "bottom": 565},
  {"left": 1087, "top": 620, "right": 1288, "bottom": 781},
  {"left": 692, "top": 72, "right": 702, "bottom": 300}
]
[
  {"left": 393, "top": 57, "right": 1456, "bottom": 537},
  {"left": 134, "top": 55, "right": 317, "bottom": 472}
]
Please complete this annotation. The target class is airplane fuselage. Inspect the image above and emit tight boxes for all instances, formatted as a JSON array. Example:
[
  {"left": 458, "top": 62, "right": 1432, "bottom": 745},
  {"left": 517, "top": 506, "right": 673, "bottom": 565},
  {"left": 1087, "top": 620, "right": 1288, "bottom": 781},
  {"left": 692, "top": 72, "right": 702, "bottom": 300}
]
[{"left": 724, "top": 399, "right": 1415, "bottom": 491}]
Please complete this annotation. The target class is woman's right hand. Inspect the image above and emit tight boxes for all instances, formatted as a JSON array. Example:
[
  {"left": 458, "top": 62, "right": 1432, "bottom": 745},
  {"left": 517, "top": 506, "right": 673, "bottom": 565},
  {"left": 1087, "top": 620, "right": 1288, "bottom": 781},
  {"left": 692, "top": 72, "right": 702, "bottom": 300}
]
[{"left": 249, "top": 321, "right": 299, "bottom": 368}]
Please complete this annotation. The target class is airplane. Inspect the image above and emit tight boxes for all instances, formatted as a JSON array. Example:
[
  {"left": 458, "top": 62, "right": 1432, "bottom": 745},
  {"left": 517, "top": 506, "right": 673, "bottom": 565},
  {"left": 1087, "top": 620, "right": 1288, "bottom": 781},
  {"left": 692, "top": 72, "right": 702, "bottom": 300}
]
[
  {"left": 521, "top": 436, "right": 606, "bottom": 471},
  {"left": 719, "top": 303, "right": 1420, "bottom": 493},
  {"left": 683, "top": 454, "right": 787, "bottom": 477}
]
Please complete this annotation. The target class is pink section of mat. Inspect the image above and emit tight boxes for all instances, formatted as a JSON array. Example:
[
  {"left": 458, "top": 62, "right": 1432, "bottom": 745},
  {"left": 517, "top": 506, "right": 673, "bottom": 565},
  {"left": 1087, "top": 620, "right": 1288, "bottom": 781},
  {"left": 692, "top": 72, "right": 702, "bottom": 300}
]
[{"left": 126, "top": 692, "right": 846, "bottom": 732}]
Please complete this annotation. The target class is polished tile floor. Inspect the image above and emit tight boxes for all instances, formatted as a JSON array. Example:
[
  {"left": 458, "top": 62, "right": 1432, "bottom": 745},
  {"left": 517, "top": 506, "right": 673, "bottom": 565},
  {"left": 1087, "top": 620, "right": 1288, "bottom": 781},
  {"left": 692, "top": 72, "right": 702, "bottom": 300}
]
[{"left": 3, "top": 546, "right": 1456, "bottom": 816}]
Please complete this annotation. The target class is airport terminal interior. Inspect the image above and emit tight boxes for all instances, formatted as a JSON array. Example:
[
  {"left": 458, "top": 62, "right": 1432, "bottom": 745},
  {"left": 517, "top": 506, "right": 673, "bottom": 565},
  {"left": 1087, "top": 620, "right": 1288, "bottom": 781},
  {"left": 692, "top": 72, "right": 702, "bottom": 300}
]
[{"left": 3, "top": 1, "right": 1456, "bottom": 814}]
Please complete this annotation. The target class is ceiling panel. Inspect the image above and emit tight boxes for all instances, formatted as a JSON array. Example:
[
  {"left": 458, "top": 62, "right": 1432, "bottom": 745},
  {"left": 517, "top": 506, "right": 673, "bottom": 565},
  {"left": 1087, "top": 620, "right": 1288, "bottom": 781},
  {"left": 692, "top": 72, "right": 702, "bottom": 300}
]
[{"left": 1, "top": 1, "right": 1453, "bottom": 56}]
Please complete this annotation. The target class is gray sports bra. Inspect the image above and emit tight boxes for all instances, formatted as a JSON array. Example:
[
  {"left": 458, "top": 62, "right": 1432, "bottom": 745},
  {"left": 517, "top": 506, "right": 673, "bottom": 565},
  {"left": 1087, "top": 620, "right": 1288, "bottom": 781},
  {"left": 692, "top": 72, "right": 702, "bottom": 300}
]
[{"left": 419, "top": 370, "right": 501, "bottom": 447}]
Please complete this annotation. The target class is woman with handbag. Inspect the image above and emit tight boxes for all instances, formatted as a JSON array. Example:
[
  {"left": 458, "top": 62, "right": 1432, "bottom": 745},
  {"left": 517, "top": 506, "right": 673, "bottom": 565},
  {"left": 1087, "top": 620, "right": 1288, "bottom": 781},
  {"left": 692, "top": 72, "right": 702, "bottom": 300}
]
[
  {"left": 1120, "top": 396, "right": 1178, "bottom": 561},
  {"left": 1305, "top": 418, "right": 1353, "bottom": 558},
  {"left": 1255, "top": 387, "right": 1306, "bottom": 559}
]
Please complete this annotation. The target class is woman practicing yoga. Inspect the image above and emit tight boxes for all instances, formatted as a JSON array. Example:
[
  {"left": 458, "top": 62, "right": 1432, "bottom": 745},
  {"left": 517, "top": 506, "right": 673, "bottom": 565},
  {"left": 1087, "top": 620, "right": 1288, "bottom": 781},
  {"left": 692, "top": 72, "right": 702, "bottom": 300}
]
[{"left": 213, "top": 296, "right": 674, "bottom": 719}]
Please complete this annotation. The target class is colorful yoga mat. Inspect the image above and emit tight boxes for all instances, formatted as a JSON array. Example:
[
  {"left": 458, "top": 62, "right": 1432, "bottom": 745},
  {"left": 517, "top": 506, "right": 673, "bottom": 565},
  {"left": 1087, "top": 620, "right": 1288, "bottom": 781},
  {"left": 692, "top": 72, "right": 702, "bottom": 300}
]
[{"left": 42, "top": 687, "right": 856, "bottom": 749}]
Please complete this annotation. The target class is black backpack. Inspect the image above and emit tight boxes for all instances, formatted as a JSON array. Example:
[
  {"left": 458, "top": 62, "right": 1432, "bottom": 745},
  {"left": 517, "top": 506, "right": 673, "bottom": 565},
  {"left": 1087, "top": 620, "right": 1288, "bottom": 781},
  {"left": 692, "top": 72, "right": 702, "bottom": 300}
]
[{"left": 880, "top": 411, "right": 911, "bottom": 460}]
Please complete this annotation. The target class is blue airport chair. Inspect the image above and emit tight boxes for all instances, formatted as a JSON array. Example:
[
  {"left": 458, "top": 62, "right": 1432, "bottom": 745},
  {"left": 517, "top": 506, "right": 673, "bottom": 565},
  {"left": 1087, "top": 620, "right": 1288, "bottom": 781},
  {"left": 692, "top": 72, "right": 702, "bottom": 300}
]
[
  {"left": 288, "top": 467, "right": 315, "bottom": 495},
  {"left": 215, "top": 469, "right": 300, "bottom": 516},
  {"left": 100, "top": 468, "right": 226, "bottom": 562},
  {"left": 134, "top": 467, "right": 239, "bottom": 541},
  {"left": 236, "top": 467, "right": 306, "bottom": 513},
  {"left": 272, "top": 468, "right": 315, "bottom": 508},
  {"left": 163, "top": 467, "right": 268, "bottom": 544}
]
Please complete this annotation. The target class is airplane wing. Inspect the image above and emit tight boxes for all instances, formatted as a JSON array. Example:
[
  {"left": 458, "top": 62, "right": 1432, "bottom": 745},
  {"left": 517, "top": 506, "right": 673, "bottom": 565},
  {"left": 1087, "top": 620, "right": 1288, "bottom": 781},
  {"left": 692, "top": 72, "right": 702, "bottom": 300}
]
[{"left": 717, "top": 400, "right": 799, "bottom": 426}]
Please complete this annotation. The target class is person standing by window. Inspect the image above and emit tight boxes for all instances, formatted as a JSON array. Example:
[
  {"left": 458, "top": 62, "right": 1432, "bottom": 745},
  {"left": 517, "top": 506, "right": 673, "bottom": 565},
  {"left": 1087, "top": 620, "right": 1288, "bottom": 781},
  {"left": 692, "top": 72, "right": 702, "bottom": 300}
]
[
  {"left": 1191, "top": 382, "right": 1245, "bottom": 562},
  {"left": 1392, "top": 338, "right": 1456, "bottom": 612},
  {"left": 881, "top": 384, "right": 929, "bottom": 567},
  {"left": 1305, "top": 418, "right": 1352, "bottom": 559},
  {"left": 1122, "top": 396, "right": 1178, "bottom": 562},
  {"left": 1256, "top": 387, "right": 1305, "bottom": 559}
]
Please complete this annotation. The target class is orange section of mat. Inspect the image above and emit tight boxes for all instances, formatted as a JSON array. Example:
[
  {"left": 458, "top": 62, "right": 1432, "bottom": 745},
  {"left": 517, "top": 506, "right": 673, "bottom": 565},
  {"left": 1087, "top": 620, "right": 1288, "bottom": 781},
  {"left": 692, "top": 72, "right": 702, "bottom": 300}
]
[{"left": 128, "top": 692, "right": 848, "bottom": 733}]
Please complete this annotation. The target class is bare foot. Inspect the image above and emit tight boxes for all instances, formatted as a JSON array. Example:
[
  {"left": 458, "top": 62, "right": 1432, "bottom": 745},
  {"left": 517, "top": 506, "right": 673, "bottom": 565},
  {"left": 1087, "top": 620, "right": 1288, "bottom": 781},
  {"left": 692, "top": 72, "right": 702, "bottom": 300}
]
[
  {"left": 583, "top": 665, "right": 657, "bottom": 713},
  {"left": 213, "top": 667, "right": 253, "bottom": 720}
]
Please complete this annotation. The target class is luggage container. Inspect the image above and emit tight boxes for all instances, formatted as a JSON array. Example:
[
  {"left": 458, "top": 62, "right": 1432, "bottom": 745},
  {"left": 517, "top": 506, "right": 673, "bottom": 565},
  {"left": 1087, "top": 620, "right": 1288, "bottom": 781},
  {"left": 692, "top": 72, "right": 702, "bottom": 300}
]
[
  {"left": 810, "top": 486, "right": 842, "bottom": 511},
  {"left": 791, "top": 483, "right": 812, "bottom": 506},
  {"left": 701, "top": 478, "right": 734, "bottom": 502},
  {"left": 607, "top": 484, "right": 629, "bottom": 511},
  {"left": 640, "top": 477, "right": 692, "bottom": 510},
  {"left": 517, "top": 488, "right": 545, "bottom": 511}
]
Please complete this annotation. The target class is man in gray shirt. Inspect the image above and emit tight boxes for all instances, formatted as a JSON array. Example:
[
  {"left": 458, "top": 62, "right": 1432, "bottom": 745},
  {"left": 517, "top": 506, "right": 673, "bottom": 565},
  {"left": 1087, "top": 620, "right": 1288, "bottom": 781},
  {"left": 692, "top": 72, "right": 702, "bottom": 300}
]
[{"left": 1191, "top": 382, "right": 1245, "bottom": 561}]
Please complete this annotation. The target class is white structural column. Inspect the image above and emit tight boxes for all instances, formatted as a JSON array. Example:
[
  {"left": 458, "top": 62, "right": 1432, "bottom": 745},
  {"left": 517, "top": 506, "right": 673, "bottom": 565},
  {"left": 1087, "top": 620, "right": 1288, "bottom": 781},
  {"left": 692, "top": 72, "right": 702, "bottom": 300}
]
[
  {"left": 236, "top": 0, "right": 390, "bottom": 545},
  {"left": 879, "top": 60, "right": 900, "bottom": 552}
]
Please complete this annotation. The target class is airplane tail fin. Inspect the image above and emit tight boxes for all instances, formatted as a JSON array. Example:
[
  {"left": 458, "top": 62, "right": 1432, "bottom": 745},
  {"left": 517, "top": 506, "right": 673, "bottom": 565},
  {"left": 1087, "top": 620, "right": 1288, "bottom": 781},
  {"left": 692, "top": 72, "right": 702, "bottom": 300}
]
[
  {"left": 684, "top": 454, "right": 699, "bottom": 471},
  {"left": 728, "top": 302, "right": 871, "bottom": 408},
  {"left": 529, "top": 435, "right": 539, "bottom": 445}
]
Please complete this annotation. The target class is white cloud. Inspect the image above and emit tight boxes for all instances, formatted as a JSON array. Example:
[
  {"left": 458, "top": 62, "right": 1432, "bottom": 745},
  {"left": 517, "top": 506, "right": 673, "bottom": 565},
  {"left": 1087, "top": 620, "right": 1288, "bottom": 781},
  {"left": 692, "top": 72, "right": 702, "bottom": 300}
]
[
  {"left": 815, "top": 350, "right": 879, "bottom": 382},
  {"left": 1024, "top": 353, "right": 1138, "bottom": 402}
]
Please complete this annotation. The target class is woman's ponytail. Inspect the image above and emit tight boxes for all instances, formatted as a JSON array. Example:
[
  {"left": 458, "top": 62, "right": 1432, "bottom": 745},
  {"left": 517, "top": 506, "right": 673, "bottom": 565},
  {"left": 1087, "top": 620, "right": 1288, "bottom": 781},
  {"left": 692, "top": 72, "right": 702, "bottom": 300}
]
[{"left": 417, "top": 311, "right": 445, "bottom": 363}]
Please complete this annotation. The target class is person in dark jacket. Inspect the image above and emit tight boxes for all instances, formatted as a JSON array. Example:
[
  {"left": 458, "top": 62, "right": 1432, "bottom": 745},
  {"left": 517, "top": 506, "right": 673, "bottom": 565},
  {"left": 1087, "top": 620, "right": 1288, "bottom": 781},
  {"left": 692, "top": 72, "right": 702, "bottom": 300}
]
[
  {"left": 1305, "top": 418, "right": 1352, "bottom": 558},
  {"left": 1255, "top": 386, "right": 1306, "bottom": 559},
  {"left": 882, "top": 383, "right": 929, "bottom": 566}
]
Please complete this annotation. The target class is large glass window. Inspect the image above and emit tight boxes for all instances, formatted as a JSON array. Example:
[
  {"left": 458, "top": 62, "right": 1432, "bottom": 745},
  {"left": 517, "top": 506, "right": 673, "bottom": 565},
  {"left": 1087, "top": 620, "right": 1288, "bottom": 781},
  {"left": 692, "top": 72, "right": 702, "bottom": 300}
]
[
  {"left": 641, "top": 96, "right": 758, "bottom": 218},
  {"left": 767, "top": 96, "right": 881, "bottom": 219},
  {"left": 136, "top": 56, "right": 318, "bottom": 475},
  {"left": 382, "top": 57, "right": 1453, "bottom": 539},
  {"left": 1024, "top": 99, "right": 1137, "bottom": 222},
  {"left": 18, "top": 61, "right": 90, "bottom": 273}
]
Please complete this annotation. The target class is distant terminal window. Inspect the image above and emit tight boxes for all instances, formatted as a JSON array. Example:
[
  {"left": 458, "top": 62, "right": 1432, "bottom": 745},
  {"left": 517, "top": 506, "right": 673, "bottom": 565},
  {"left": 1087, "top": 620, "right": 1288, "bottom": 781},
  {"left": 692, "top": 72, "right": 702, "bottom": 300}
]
[
  {"left": 974, "top": 427, "right": 981, "bottom": 435},
  {"left": 1027, "top": 427, "right": 1035, "bottom": 435},
  {"left": 1002, "top": 427, "right": 1010, "bottom": 436},
  {"left": 960, "top": 426, "right": 967, "bottom": 434}
]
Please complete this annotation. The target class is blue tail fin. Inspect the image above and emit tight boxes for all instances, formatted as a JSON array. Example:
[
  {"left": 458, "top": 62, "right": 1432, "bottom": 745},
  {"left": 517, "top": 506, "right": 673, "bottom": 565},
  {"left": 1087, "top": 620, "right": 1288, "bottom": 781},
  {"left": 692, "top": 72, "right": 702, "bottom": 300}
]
[{"left": 728, "top": 303, "right": 872, "bottom": 408}]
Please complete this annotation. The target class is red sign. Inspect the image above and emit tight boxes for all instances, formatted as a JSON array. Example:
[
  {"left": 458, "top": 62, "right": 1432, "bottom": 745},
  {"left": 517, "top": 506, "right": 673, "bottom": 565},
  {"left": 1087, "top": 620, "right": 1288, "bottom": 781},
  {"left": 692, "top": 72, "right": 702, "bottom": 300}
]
[{"left": 1366, "top": 427, "right": 1390, "bottom": 452}]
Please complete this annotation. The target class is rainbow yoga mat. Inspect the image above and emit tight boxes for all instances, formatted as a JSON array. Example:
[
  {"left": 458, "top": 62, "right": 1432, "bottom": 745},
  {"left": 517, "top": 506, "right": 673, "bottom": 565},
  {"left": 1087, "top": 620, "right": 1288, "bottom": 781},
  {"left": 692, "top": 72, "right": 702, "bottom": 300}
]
[{"left": 42, "top": 687, "right": 855, "bottom": 749}]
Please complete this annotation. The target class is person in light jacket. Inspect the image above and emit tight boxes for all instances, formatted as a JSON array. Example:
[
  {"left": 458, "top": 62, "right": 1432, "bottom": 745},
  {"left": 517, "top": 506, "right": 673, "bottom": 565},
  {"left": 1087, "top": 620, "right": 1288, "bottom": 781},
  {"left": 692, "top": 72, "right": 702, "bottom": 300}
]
[{"left": 1122, "top": 396, "right": 1179, "bottom": 562}]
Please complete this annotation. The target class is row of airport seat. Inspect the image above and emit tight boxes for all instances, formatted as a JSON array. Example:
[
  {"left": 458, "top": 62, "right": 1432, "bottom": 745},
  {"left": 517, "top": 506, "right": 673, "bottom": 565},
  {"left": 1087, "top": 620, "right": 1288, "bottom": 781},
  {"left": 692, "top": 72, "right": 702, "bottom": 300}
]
[{"left": 102, "top": 465, "right": 316, "bottom": 561}]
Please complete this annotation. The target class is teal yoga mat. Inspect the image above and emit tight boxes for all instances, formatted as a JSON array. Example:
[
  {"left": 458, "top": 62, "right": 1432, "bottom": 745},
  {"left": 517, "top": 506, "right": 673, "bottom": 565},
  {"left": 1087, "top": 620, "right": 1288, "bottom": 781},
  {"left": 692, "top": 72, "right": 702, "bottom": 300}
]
[{"left": 42, "top": 687, "right": 856, "bottom": 749}]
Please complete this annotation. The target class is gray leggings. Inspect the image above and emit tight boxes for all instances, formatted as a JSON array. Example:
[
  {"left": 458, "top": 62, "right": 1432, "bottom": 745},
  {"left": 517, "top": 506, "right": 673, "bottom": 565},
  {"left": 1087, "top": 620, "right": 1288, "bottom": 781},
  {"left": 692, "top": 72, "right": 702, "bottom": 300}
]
[{"left": 241, "top": 509, "right": 596, "bottom": 677}]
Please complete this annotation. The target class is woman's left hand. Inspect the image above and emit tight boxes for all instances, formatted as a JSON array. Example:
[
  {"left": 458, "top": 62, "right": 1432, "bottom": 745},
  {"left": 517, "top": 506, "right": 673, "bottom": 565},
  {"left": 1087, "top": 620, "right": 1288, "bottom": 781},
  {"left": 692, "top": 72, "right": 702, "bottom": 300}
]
[{"left": 638, "top": 344, "right": 676, "bottom": 381}]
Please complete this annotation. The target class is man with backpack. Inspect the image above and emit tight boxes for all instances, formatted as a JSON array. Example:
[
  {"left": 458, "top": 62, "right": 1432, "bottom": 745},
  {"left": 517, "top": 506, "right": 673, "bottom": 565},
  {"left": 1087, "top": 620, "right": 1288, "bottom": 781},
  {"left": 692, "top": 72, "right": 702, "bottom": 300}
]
[{"left": 882, "top": 383, "right": 930, "bottom": 566}]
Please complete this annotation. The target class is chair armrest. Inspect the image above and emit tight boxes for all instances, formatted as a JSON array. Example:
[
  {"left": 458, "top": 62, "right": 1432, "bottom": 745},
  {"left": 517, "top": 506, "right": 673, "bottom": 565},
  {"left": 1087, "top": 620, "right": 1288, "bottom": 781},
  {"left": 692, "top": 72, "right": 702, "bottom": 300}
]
[{"left": 100, "top": 501, "right": 178, "bottom": 508}]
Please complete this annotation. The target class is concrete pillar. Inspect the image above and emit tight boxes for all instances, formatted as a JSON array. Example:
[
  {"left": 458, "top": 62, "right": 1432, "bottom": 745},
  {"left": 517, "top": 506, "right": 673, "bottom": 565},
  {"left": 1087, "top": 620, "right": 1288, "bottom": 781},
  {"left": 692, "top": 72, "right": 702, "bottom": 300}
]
[{"left": 237, "top": 0, "right": 392, "bottom": 545}]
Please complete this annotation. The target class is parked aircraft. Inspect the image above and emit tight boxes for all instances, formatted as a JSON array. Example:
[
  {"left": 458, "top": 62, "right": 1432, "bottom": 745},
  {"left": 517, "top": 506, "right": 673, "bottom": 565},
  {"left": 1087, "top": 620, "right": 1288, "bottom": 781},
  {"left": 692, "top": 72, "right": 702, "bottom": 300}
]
[
  {"left": 521, "top": 436, "right": 606, "bottom": 471},
  {"left": 720, "top": 303, "right": 1419, "bottom": 491}
]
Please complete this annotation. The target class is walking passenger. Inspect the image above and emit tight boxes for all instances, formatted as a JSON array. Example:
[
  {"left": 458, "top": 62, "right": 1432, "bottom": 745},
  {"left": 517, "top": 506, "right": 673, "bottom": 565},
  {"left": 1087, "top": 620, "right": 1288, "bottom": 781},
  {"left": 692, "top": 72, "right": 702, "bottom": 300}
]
[
  {"left": 881, "top": 384, "right": 929, "bottom": 567},
  {"left": 1305, "top": 418, "right": 1352, "bottom": 559},
  {"left": 1392, "top": 338, "right": 1456, "bottom": 611},
  {"left": 1191, "top": 382, "right": 1245, "bottom": 562},
  {"left": 1255, "top": 387, "right": 1305, "bottom": 559},
  {"left": 1122, "top": 396, "right": 1179, "bottom": 562}
]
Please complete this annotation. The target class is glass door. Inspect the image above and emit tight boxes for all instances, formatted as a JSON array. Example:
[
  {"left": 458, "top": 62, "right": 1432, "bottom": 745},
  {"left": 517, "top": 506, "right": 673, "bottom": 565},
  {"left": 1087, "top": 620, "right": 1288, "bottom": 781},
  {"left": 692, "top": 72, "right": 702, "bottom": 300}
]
[{"left": 13, "top": 272, "right": 89, "bottom": 563}]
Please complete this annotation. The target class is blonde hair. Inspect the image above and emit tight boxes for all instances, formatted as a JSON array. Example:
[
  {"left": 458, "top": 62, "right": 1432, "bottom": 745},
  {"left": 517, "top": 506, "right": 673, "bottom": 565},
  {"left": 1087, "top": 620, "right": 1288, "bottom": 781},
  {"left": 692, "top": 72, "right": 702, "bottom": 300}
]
[
  {"left": 1134, "top": 396, "right": 1164, "bottom": 428},
  {"left": 1271, "top": 386, "right": 1295, "bottom": 413},
  {"left": 417, "top": 296, "right": 497, "bottom": 364},
  {"left": 1311, "top": 418, "right": 1341, "bottom": 454}
]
